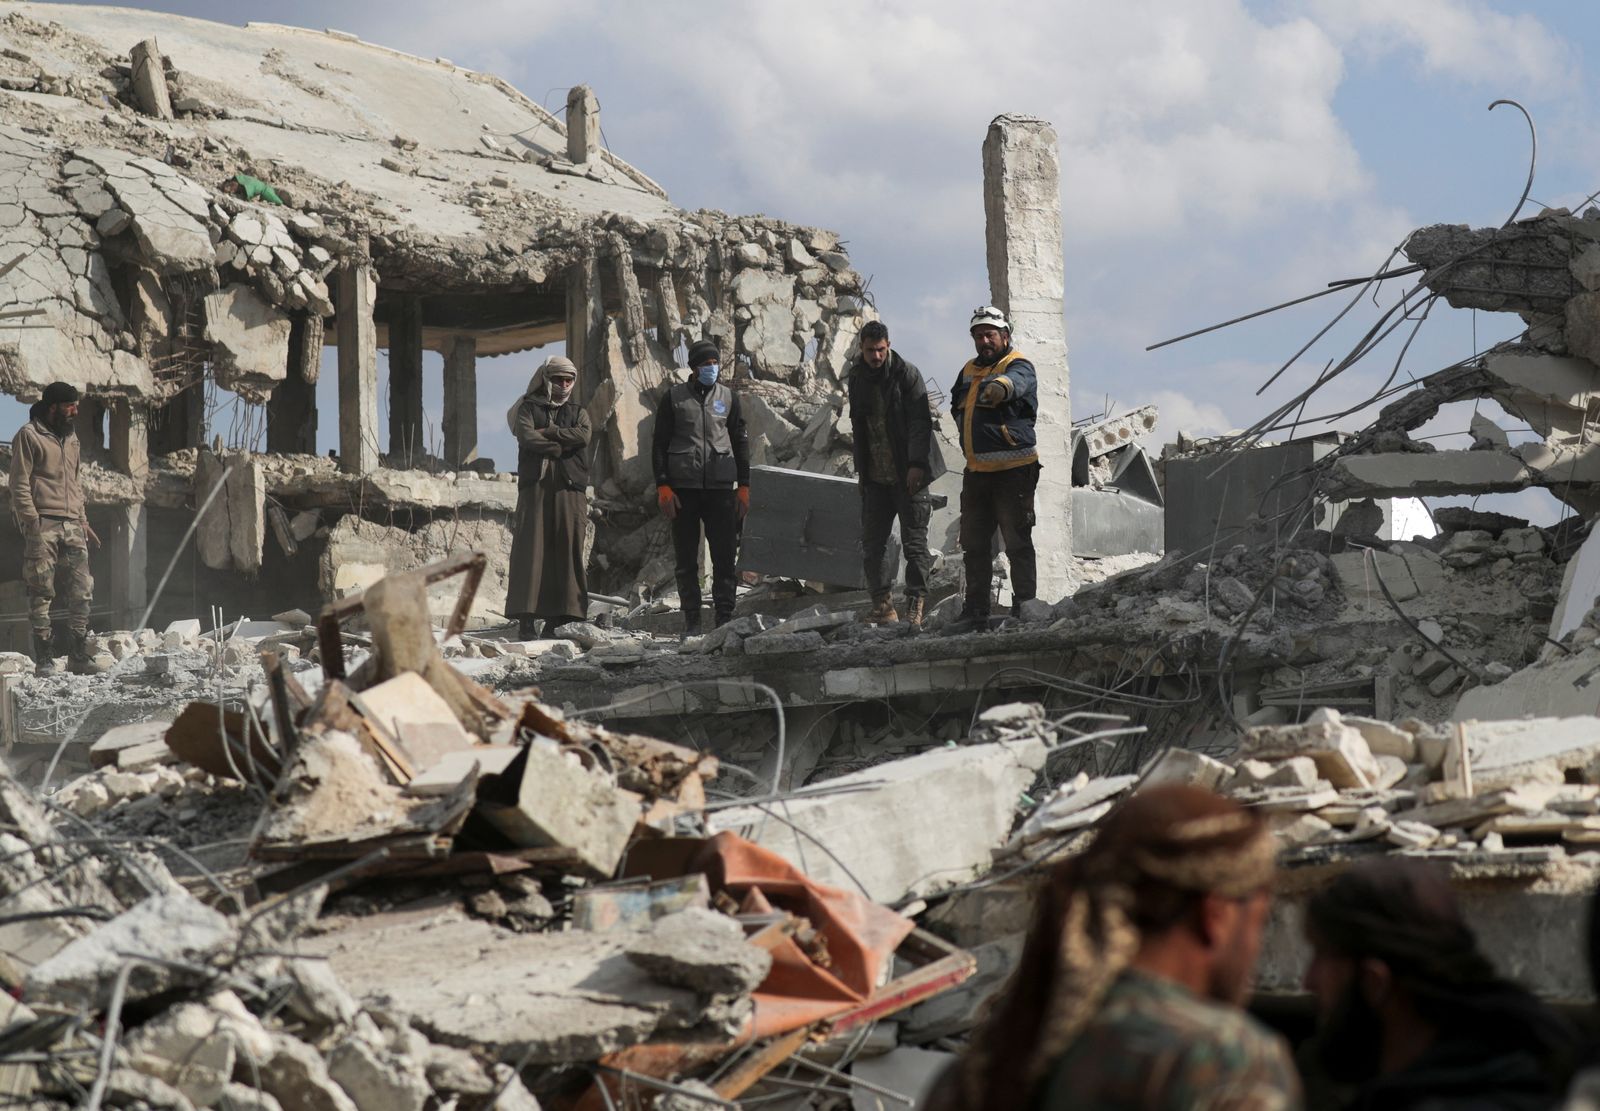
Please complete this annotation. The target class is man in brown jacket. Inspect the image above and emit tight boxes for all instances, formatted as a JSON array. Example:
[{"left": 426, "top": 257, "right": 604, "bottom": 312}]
[{"left": 10, "top": 382, "right": 97, "bottom": 674}]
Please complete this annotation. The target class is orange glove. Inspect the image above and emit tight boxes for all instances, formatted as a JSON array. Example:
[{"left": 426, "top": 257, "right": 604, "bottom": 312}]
[
  {"left": 657, "top": 485, "right": 680, "bottom": 520},
  {"left": 735, "top": 484, "right": 751, "bottom": 520}
]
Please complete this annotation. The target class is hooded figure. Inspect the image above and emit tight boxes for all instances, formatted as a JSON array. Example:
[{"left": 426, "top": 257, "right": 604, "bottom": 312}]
[{"left": 504, "top": 357, "right": 591, "bottom": 639}]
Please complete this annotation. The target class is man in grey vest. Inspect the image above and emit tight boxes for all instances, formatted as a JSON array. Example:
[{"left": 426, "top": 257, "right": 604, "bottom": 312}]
[{"left": 651, "top": 339, "right": 750, "bottom": 635}]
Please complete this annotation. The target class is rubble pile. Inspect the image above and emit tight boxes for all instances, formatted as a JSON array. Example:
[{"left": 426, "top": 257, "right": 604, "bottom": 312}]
[{"left": 0, "top": 557, "right": 994, "bottom": 1108}]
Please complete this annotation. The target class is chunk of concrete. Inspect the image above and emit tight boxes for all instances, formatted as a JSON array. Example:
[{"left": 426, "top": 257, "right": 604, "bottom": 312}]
[
  {"left": 26, "top": 892, "right": 235, "bottom": 1009},
  {"left": 124, "top": 1001, "right": 236, "bottom": 1107},
  {"left": 204, "top": 284, "right": 291, "bottom": 395},
  {"left": 1458, "top": 716, "right": 1600, "bottom": 792},
  {"left": 1138, "top": 747, "right": 1234, "bottom": 792},
  {"left": 1238, "top": 709, "right": 1381, "bottom": 789},
  {"left": 710, "top": 738, "right": 1048, "bottom": 903},
  {"left": 1326, "top": 452, "right": 1531, "bottom": 499},
  {"left": 89, "top": 720, "right": 172, "bottom": 768},
  {"left": 260, "top": 1032, "right": 358, "bottom": 1111},
  {"left": 477, "top": 742, "right": 639, "bottom": 876},
  {"left": 743, "top": 630, "right": 825, "bottom": 655},
  {"left": 623, "top": 908, "right": 771, "bottom": 998},
  {"left": 326, "top": 1036, "right": 430, "bottom": 1111},
  {"left": 404, "top": 746, "right": 520, "bottom": 797}
]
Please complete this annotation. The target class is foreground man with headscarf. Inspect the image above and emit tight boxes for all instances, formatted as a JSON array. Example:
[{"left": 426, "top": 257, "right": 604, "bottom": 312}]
[
  {"left": 929, "top": 786, "right": 1300, "bottom": 1111},
  {"left": 505, "top": 357, "right": 591, "bottom": 640},
  {"left": 1303, "top": 858, "right": 1576, "bottom": 1110}
]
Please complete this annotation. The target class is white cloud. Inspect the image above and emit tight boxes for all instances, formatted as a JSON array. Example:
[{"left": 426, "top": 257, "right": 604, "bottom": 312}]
[
  {"left": 1304, "top": 0, "right": 1579, "bottom": 95},
  {"left": 1138, "top": 389, "right": 1235, "bottom": 442}
]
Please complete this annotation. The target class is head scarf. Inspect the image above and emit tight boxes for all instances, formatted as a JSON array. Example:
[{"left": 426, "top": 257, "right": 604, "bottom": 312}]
[
  {"left": 505, "top": 356, "right": 579, "bottom": 433},
  {"left": 945, "top": 786, "right": 1277, "bottom": 1111}
]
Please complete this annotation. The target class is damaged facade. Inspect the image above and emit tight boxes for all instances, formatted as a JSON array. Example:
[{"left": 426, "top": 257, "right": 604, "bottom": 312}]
[{"left": 0, "top": 4, "right": 881, "bottom": 631}]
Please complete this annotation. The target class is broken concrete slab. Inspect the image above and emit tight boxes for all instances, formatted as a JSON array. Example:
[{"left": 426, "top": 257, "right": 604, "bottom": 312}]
[
  {"left": 1325, "top": 451, "right": 1532, "bottom": 499},
  {"left": 88, "top": 719, "right": 172, "bottom": 768},
  {"left": 1138, "top": 747, "right": 1234, "bottom": 792},
  {"left": 26, "top": 891, "right": 235, "bottom": 1009},
  {"left": 711, "top": 737, "right": 1047, "bottom": 904},
  {"left": 307, "top": 909, "right": 753, "bottom": 1064},
  {"left": 403, "top": 746, "right": 520, "bottom": 797},
  {"left": 124, "top": 1000, "right": 237, "bottom": 1108},
  {"left": 204, "top": 284, "right": 291, "bottom": 397}
]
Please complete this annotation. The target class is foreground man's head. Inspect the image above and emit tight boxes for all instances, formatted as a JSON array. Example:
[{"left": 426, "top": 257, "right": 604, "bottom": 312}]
[
  {"left": 936, "top": 786, "right": 1283, "bottom": 1110},
  {"left": 1303, "top": 857, "right": 1577, "bottom": 1102}
]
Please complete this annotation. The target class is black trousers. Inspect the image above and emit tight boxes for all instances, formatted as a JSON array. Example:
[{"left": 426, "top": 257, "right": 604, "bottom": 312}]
[
  {"left": 959, "top": 464, "right": 1039, "bottom": 615},
  {"left": 672, "top": 488, "right": 739, "bottom": 624},
  {"left": 860, "top": 481, "right": 933, "bottom": 601}
]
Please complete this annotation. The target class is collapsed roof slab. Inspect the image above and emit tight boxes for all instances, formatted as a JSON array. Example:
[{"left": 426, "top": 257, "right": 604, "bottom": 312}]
[{"left": 1324, "top": 451, "right": 1532, "bottom": 500}]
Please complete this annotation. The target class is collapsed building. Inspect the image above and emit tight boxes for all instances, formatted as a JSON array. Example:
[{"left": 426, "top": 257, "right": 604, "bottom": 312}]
[
  {"left": 4, "top": 4, "right": 1600, "bottom": 1110},
  {"left": 0, "top": 2, "right": 885, "bottom": 635}
]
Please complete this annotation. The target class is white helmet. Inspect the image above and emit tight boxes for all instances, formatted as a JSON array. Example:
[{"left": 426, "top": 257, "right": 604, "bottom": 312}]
[{"left": 969, "top": 305, "right": 1009, "bottom": 332}]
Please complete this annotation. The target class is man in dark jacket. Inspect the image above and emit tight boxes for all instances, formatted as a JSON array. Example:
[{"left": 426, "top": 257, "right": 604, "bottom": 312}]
[
  {"left": 949, "top": 306, "right": 1039, "bottom": 632},
  {"left": 846, "top": 320, "right": 943, "bottom": 630},
  {"left": 9, "top": 381, "right": 98, "bottom": 674},
  {"left": 651, "top": 338, "right": 750, "bottom": 635},
  {"left": 1303, "top": 857, "right": 1577, "bottom": 1110}
]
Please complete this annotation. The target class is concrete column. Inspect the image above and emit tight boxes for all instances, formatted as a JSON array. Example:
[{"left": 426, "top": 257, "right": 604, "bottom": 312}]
[
  {"left": 388, "top": 295, "right": 425, "bottom": 466},
  {"left": 105, "top": 504, "right": 148, "bottom": 628},
  {"left": 982, "top": 114, "right": 1073, "bottom": 601},
  {"left": 566, "top": 85, "right": 600, "bottom": 164},
  {"left": 442, "top": 335, "right": 478, "bottom": 468},
  {"left": 73, "top": 398, "right": 106, "bottom": 455},
  {"left": 109, "top": 399, "right": 148, "bottom": 482},
  {"left": 335, "top": 263, "right": 379, "bottom": 474},
  {"left": 268, "top": 316, "right": 320, "bottom": 455},
  {"left": 652, "top": 271, "right": 681, "bottom": 353},
  {"left": 566, "top": 252, "right": 605, "bottom": 409},
  {"left": 129, "top": 39, "right": 173, "bottom": 120}
]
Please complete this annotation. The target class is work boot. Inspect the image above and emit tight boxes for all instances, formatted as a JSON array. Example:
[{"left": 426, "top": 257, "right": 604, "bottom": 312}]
[
  {"left": 713, "top": 610, "right": 733, "bottom": 629},
  {"left": 66, "top": 630, "right": 94, "bottom": 676},
  {"left": 683, "top": 609, "right": 703, "bottom": 638},
  {"left": 905, "top": 595, "right": 926, "bottom": 632},
  {"left": 864, "top": 597, "right": 899, "bottom": 625},
  {"left": 943, "top": 609, "right": 989, "bottom": 636},
  {"left": 30, "top": 630, "right": 56, "bottom": 676},
  {"left": 517, "top": 615, "right": 540, "bottom": 641}
]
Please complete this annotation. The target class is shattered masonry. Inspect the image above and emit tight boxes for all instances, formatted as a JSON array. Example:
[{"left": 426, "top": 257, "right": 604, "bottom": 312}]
[{"left": 8, "top": 3, "right": 1600, "bottom": 1109}]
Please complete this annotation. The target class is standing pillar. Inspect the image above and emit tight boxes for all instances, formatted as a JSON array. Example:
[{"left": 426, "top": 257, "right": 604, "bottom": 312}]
[
  {"left": 566, "top": 252, "right": 605, "bottom": 410},
  {"left": 442, "top": 335, "right": 478, "bottom": 468},
  {"left": 268, "top": 314, "right": 321, "bottom": 454},
  {"left": 982, "top": 114, "right": 1072, "bottom": 601},
  {"left": 105, "top": 506, "right": 148, "bottom": 629},
  {"left": 73, "top": 398, "right": 106, "bottom": 456},
  {"left": 566, "top": 85, "right": 600, "bottom": 164},
  {"left": 109, "top": 399, "right": 149, "bottom": 482},
  {"left": 388, "top": 294, "right": 424, "bottom": 466},
  {"left": 335, "top": 262, "right": 379, "bottom": 474}
]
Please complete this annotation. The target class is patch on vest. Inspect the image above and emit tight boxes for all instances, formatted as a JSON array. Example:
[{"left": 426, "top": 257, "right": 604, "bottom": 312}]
[{"left": 712, "top": 398, "right": 728, "bottom": 415}]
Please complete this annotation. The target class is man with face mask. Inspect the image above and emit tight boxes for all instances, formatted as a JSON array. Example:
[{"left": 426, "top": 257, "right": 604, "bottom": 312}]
[
  {"left": 505, "top": 356, "right": 591, "bottom": 641},
  {"left": 651, "top": 339, "right": 750, "bottom": 635},
  {"left": 10, "top": 381, "right": 99, "bottom": 674}
]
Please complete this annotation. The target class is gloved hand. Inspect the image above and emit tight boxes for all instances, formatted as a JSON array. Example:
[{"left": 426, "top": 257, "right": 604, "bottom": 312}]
[
  {"left": 906, "top": 466, "right": 927, "bottom": 494},
  {"left": 657, "top": 484, "right": 680, "bottom": 520},
  {"left": 979, "top": 381, "right": 1007, "bottom": 406},
  {"left": 735, "top": 485, "right": 751, "bottom": 520}
]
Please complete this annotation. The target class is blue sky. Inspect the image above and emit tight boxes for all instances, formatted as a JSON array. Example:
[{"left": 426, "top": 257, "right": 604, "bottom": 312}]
[{"left": 35, "top": 1, "right": 1600, "bottom": 520}]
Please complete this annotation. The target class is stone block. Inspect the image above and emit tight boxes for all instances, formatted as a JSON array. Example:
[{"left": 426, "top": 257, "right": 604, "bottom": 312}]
[
  {"left": 261, "top": 1033, "right": 358, "bottom": 1111},
  {"left": 1239, "top": 708, "right": 1381, "bottom": 789},
  {"left": 623, "top": 908, "right": 771, "bottom": 998},
  {"left": 1138, "top": 747, "right": 1234, "bottom": 792},
  {"left": 711, "top": 737, "right": 1048, "bottom": 903},
  {"left": 124, "top": 1001, "right": 236, "bottom": 1107},
  {"left": 477, "top": 742, "right": 638, "bottom": 875},
  {"left": 743, "top": 630, "right": 824, "bottom": 655},
  {"left": 327, "top": 1036, "right": 429, "bottom": 1111},
  {"left": 1343, "top": 715, "right": 1416, "bottom": 762},
  {"left": 89, "top": 720, "right": 171, "bottom": 768},
  {"left": 204, "top": 284, "right": 291, "bottom": 395}
]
